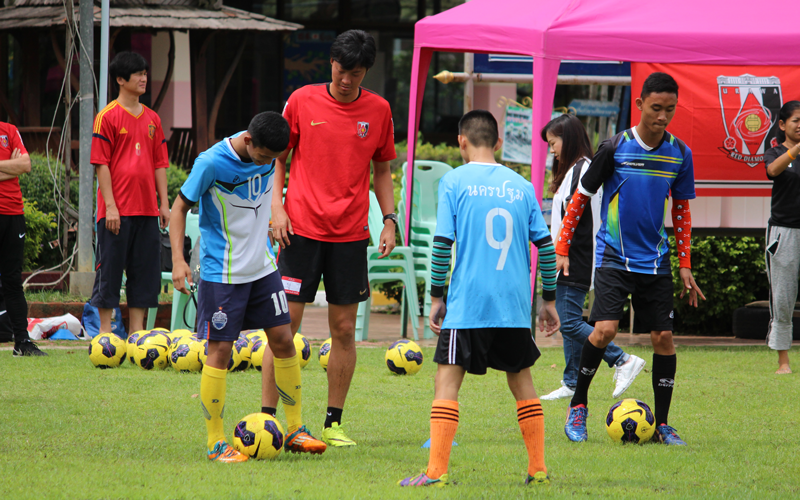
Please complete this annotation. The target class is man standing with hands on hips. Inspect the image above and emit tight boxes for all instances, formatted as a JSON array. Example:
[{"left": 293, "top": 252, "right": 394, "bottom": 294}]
[{"left": 269, "top": 29, "right": 398, "bottom": 448}]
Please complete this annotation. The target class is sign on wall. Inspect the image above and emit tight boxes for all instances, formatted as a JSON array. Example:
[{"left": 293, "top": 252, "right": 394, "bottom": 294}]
[{"left": 631, "top": 63, "right": 800, "bottom": 196}]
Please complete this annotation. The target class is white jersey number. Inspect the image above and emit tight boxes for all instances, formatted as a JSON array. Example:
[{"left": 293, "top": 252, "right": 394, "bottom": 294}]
[
  {"left": 248, "top": 173, "right": 262, "bottom": 201},
  {"left": 485, "top": 208, "right": 513, "bottom": 270},
  {"left": 271, "top": 291, "right": 289, "bottom": 316}
]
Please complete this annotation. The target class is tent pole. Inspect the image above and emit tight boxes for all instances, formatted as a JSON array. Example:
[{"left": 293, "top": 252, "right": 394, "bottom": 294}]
[
  {"left": 435, "top": 71, "right": 630, "bottom": 86},
  {"left": 404, "top": 47, "right": 433, "bottom": 247},
  {"left": 463, "top": 53, "right": 473, "bottom": 113}
]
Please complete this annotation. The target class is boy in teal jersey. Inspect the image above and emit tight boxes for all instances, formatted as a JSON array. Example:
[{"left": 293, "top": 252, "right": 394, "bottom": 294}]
[
  {"left": 399, "top": 110, "right": 560, "bottom": 488},
  {"left": 170, "top": 112, "right": 326, "bottom": 462}
]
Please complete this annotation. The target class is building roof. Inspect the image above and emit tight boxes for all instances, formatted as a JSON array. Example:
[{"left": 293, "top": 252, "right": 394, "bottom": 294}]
[{"left": 0, "top": 0, "right": 302, "bottom": 31}]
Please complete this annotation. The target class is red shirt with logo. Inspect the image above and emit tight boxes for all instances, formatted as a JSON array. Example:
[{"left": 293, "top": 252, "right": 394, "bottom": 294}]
[
  {"left": 0, "top": 122, "right": 28, "bottom": 215},
  {"left": 282, "top": 84, "right": 396, "bottom": 242},
  {"left": 90, "top": 100, "right": 169, "bottom": 221}
]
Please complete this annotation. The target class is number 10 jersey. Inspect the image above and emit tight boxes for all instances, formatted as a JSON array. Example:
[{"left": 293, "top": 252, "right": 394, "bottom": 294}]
[
  {"left": 435, "top": 162, "right": 552, "bottom": 329},
  {"left": 179, "top": 132, "right": 278, "bottom": 284}
]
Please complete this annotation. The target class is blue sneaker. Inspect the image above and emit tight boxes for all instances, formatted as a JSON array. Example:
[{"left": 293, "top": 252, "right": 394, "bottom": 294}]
[
  {"left": 653, "top": 424, "right": 686, "bottom": 445},
  {"left": 565, "top": 405, "right": 588, "bottom": 442}
]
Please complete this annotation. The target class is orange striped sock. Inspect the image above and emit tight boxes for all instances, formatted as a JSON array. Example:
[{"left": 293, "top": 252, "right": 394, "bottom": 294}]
[
  {"left": 426, "top": 399, "right": 459, "bottom": 479},
  {"left": 517, "top": 399, "right": 546, "bottom": 476}
]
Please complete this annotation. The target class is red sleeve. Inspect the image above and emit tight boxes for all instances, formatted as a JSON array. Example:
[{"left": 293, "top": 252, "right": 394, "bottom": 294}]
[
  {"left": 372, "top": 109, "right": 396, "bottom": 162},
  {"left": 9, "top": 126, "right": 27, "bottom": 155},
  {"left": 282, "top": 94, "right": 300, "bottom": 151},
  {"left": 672, "top": 199, "right": 692, "bottom": 268},
  {"left": 153, "top": 120, "right": 169, "bottom": 169},
  {"left": 91, "top": 110, "right": 114, "bottom": 166},
  {"left": 555, "top": 190, "right": 590, "bottom": 256}
]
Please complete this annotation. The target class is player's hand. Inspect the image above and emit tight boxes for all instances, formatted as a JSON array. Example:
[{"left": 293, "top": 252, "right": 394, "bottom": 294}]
[
  {"left": 105, "top": 204, "right": 121, "bottom": 235},
  {"left": 159, "top": 203, "right": 170, "bottom": 230},
  {"left": 556, "top": 254, "right": 570, "bottom": 276},
  {"left": 271, "top": 204, "right": 293, "bottom": 249},
  {"left": 172, "top": 260, "right": 193, "bottom": 295},
  {"left": 679, "top": 267, "right": 706, "bottom": 307},
  {"left": 429, "top": 297, "right": 447, "bottom": 336},
  {"left": 538, "top": 300, "right": 560, "bottom": 336},
  {"left": 378, "top": 222, "right": 396, "bottom": 258},
  {"left": 11, "top": 148, "right": 21, "bottom": 159}
]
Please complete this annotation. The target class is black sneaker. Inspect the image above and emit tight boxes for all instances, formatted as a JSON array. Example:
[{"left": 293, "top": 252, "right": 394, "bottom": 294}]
[{"left": 13, "top": 339, "right": 48, "bottom": 357}]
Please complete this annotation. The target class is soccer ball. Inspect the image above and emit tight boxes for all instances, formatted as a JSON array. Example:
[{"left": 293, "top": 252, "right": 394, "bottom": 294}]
[
  {"left": 198, "top": 338, "right": 209, "bottom": 366},
  {"left": 385, "top": 339, "right": 423, "bottom": 375},
  {"left": 233, "top": 413, "right": 285, "bottom": 460},
  {"left": 229, "top": 335, "right": 252, "bottom": 372},
  {"left": 88, "top": 333, "right": 127, "bottom": 368},
  {"left": 170, "top": 337, "right": 203, "bottom": 373},
  {"left": 167, "top": 331, "right": 187, "bottom": 346},
  {"left": 127, "top": 330, "right": 146, "bottom": 365},
  {"left": 318, "top": 338, "right": 332, "bottom": 371},
  {"left": 606, "top": 399, "right": 656, "bottom": 444},
  {"left": 132, "top": 331, "right": 171, "bottom": 370},
  {"left": 173, "top": 329, "right": 192, "bottom": 337},
  {"left": 249, "top": 331, "right": 269, "bottom": 371},
  {"left": 294, "top": 333, "right": 311, "bottom": 368}
]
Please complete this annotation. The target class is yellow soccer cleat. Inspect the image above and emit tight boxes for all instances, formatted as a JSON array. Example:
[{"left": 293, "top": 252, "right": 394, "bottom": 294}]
[{"left": 321, "top": 422, "right": 357, "bottom": 447}]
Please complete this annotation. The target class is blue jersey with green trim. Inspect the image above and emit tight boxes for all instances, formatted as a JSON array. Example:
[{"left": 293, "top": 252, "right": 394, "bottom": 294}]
[
  {"left": 180, "top": 132, "right": 277, "bottom": 284},
  {"left": 579, "top": 128, "right": 695, "bottom": 275},
  {"left": 435, "top": 162, "right": 552, "bottom": 329}
]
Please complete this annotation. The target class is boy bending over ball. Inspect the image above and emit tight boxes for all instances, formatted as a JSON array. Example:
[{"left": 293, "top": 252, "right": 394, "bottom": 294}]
[
  {"left": 399, "top": 110, "right": 560, "bottom": 487},
  {"left": 170, "top": 112, "right": 326, "bottom": 462}
]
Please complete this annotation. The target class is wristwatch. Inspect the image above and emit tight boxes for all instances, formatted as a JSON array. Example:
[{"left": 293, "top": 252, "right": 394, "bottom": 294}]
[{"left": 383, "top": 213, "right": 399, "bottom": 228}]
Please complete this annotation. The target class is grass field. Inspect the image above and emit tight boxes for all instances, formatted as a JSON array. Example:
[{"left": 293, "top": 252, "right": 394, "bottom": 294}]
[{"left": 1, "top": 343, "right": 799, "bottom": 499}]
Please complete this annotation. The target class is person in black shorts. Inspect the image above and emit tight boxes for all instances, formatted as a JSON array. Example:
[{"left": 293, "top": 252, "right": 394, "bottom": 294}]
[
  {"left": 763, "top": 100, "right": 800, "bottom": 374},
  {"left": 556, "top": 72, "right": 705, "bottom": 446},
  {"left": 398, "top": 111, "right": 560, "bottom": 488}
]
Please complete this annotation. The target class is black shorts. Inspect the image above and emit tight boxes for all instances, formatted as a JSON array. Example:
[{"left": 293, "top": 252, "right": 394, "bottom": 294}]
[
  {"left": 277, "top": 233, "right": 369, "bottom": 305},
  {"left": 91, "top": 216, "right": 161, "bottom": 309},
  {"left": 590, "top": 267, "right": 674, "bottom": 332},
  {"left": 433, "top": 328, "right": 541, "bottom": 375},
  {"left": 196, "top": 272, "right": 291, "bottom": 342}
]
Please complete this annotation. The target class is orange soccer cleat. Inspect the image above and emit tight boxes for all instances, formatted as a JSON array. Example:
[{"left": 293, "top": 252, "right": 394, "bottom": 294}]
[
  {"left": 284, "top": 425, "right": 327, "bottom": 455},
  {"left": 207, "top": 440, "right": 249, "bottom": 463}
]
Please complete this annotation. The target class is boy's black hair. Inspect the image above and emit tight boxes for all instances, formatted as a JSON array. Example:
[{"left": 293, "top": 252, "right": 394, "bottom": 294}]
[
  {"left": 109, "top": 51, "right": 148, "bottom": 85},
  {"left": 330, "top": 30, "right": 376, "bottom": 70},
  {"left": 458, "top": 110, "right": 499, "bottom": 149},
  {"left": 540, "top": 114, "right": 593, "bottom": 194},
  {"left": 641, "top": 72, "right": 679, "bottom": 99},
  {"left": 777, "top": 100, "right": 800, "bottom": 143},
  {"left": 248, "top": 111, "right": 290, "bottom": 152}
]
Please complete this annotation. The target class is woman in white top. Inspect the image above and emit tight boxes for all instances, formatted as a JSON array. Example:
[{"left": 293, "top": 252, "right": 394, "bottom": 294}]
[{"left": 539, "top": 114, "right": 645, "bottom": 401}]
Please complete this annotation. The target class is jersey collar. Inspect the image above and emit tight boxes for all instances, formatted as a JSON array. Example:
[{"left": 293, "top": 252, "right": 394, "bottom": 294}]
[
  {"left": 631, "top": 126, "right": 669, "bottom": 151},
  {"left": 326, "top": 83, "right": 362, "bottom": 103}
]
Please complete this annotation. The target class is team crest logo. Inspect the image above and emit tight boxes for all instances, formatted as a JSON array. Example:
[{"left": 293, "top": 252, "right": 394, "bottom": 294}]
[
  {"left": 212, "top": 308, "right": 228, "bottom": 330},
  {"left": 0, "top": 135, "right": 8, "bottom": 148},
  {"left": 148, "top": 123, "right": 156, "bottom": 139},
  {"left": 717, "top": 74, "right": 782, "bottom": 167},
  {"left": 135, "top": 142, "right": 141, "bottom": 156},
  {"left": 356, "top": 121, "right": 369, "bottom": 138}
]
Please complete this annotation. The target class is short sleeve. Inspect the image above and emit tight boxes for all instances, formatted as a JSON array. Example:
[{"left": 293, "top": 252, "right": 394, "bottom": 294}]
[
  {"left": 764, "top": 147, "right": 783, "bottom": 180},
  {"left": 282, "top": 93, "right": 300, "bottom": 152},
  {"left": 91, "top": 111, "right": 114, "bottom": 166},
  {"left": 433, "top": 174, "right": 456, "bottom": 242},
  {"left": 9, "top": 126, "right": 27, "bottom": 155},
  {"left": 527, "top": 185, "right": 551, "bottom": 246},
  {"left": 671, "top": 146, "right": 696, "bottom": 200},
  {"left": 153, "top": 120, "right": 169, "bottom": 170},
  {"left": 580, "top": 138, "right": 617, "bottom": 195},
  {"left": 180, "top": 154, "right": 216, "bottom": 205},
  {"left": 372, "top": 111, "right": 397, "bottom": 162}
]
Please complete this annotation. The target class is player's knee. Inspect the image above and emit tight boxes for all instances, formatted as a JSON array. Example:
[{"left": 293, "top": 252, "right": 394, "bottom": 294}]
[
  {"left": 330, "top": 317, "right": 356, "bottom": 339},
  {"left": 651, "top": 330, "right": 673, "bottom": 349},
  {"left": 266, "top": 327, "right": 294, "bottom": 357},
  {"left": 593, "top": 324, "right": 617, "bottom": 344}
]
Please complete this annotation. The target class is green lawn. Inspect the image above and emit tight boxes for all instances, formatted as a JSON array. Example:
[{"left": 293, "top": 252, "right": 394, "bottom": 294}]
[{"left": 1, "top": 345, "right": 798, "bottom": 499}]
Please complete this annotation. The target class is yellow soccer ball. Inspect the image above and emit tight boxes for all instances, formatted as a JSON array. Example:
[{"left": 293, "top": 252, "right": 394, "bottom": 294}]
[
  {"left": 318, "top": 338, "right": 332, "bottom": 371},
  {"left": 132, "top": 331, "right": 171, "bottom": 370},
  {"left": 127, "top": 330, "right": 147, "bottom": 365},
  {"left": 249, "top": 331, "right": 269, "bottom": 371},
  {"left": 169, "top": 337, "right": 203, "bottom": 373},
  {"left": 230, "top": 334, "right": 252, "bottom": 372},
  {"left": 294, "top": 333, "right": 311, "bottom": 369},
  {"left": 605, "top": 399, "right": 656, "bottom": 444},
  {"left": 233, "top": 413, "right": 285, "bottom": 460},
  {"left": 88, "top": 333, "right": 127, "bottom": 368},
  {"left": 385, "top": 339, "right": 423, "bottom": 375}
]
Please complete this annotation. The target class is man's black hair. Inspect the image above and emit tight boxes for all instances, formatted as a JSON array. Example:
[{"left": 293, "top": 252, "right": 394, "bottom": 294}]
[
  {"left": 458, "top": 110, "right": 499, "bottom": 148},
  {"left": 641, "top": 72, "right": 679, "bottom": 99},
  {"left": 330, "top": 30, "right": 376, "bottom": 70},
  {"left": 109, "top": 51, "right": 148, "bottom": 84},
  {"left": 248, "top": 111, "right": 290, "bottom": 152}
]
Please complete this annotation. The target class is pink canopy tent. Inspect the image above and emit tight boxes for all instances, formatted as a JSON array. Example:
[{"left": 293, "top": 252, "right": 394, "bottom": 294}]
[{"left": 404, "top": 0, "right": 798, "bottom": 263}]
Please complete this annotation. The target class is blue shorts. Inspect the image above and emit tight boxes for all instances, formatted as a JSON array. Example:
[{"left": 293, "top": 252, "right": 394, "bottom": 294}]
[{"left": 196, "top": 272, "right": 291, "bottom": 342}]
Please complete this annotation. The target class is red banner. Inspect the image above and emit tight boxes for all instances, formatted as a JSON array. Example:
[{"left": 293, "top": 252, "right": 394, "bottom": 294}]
[{"left": 631, "top": 63, "right": 800, "bottom": 196}]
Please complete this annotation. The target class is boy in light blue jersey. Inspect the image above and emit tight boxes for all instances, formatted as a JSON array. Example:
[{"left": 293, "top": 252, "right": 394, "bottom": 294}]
[
  {"left": 399, "top": 110, "right": 560, "bottom": 488},
  {"left": 170, "top": 112, "right": 326, "bottom": 462}
]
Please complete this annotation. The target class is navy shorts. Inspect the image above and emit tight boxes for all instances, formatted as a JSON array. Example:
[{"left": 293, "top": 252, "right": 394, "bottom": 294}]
[
  {"left": 590, "top": 267, "right": 674, "bottom": 332},
  {"left": 433, "top": 328, "right": 541, "bottom": 375},
  {"left": 196, "top": 272, "right": 291, "bottom": 342}
]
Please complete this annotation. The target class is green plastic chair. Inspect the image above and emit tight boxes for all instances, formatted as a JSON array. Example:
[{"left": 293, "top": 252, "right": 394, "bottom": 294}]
[
  {"left": 354, "top": 191, "right": 420, "bottom": 341},
  {"left": 146, "top": 212, "right": 201, "bottom": 331}
]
